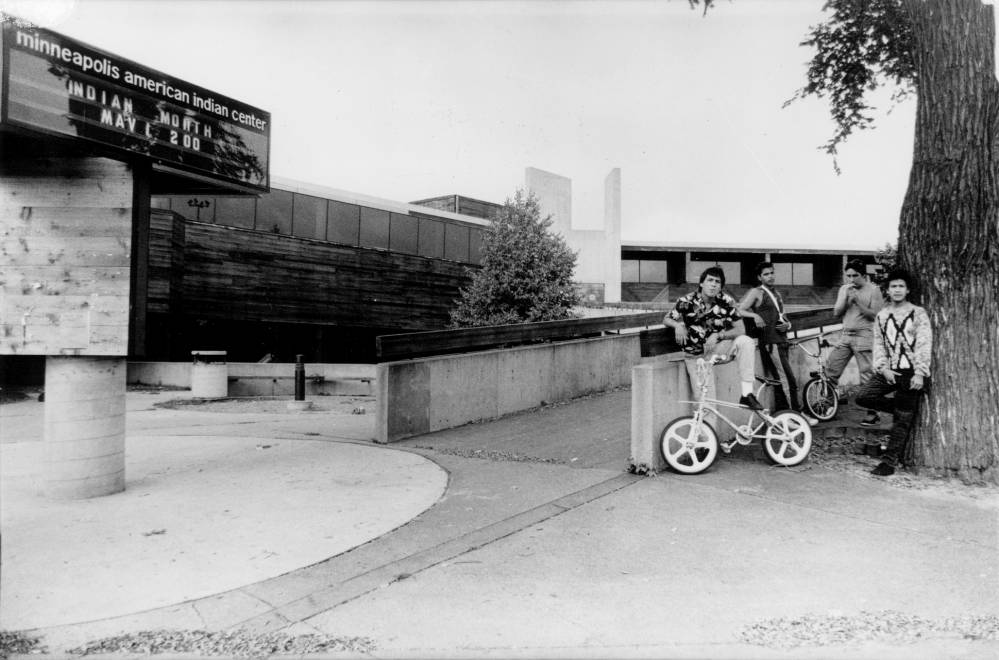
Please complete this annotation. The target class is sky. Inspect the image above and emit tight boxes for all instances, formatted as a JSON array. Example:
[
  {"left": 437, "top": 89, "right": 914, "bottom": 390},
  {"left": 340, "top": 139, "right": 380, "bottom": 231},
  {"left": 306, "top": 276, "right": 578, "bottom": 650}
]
[{"left": 3, "top": 0, "right": 916, "bottom": 250}]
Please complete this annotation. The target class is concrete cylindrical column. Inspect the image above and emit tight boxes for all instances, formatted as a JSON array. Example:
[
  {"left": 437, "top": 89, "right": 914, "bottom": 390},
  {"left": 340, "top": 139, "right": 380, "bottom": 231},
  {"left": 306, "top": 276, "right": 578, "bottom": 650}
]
[
  {"left": 191, "top": 351, "right": 228, "bottom": 398},
  {"left": 44, "top": 356, "right": 126, "bottom": 499}
]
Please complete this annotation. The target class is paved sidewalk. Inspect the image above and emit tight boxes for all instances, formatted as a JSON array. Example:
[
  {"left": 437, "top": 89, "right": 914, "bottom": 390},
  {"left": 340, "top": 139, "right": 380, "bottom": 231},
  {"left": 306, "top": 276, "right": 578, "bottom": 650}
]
[
  {"left": 1, "top": 391, "right": 445, "bottom": 632},
  {"left": 2, "top": 387, "right": 998, "bottom": 659}
]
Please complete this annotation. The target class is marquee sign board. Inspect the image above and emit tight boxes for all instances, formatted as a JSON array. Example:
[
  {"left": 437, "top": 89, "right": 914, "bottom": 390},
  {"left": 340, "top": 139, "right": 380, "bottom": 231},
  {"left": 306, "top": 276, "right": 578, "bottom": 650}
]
[{"left": 1, "top": 16, "right": 270, "bottom": 193}]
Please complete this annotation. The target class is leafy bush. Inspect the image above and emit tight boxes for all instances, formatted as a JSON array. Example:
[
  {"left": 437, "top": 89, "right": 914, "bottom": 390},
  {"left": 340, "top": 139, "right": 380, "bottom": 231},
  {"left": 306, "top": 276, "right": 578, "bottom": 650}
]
[{"left": 450, "top": 190, "right": 580, "bottom": 327}]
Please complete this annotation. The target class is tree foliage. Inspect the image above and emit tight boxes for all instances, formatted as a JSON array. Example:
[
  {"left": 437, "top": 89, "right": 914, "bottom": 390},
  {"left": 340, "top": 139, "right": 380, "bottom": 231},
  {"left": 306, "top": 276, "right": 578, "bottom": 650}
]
[
  {"left": 694, "top": 0, "right": 917, "bottom": 171},
  {"left": 450, "top": 190, "right": 580, "bottom": 328},
  {"left": 787, "top": 0, "right": 916, "bottom": 169}
]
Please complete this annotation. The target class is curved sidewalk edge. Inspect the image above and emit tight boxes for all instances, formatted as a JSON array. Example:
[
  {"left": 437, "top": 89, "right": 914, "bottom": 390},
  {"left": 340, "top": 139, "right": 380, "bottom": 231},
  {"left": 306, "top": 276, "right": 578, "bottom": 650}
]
[{"left": 1, "top": 434, "right": 447, "bottom": 633}]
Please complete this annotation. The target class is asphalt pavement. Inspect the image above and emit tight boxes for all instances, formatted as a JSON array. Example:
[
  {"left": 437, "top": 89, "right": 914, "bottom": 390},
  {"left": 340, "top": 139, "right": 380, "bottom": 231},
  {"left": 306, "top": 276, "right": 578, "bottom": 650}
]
[{"left": 1, "top": 387, "right": 997, "bottom": 659}]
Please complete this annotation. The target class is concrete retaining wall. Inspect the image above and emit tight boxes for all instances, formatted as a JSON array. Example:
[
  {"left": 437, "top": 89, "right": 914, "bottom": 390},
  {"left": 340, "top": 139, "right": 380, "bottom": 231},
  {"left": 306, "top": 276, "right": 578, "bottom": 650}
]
[
  {"left": 127, "top": 362, "right": 376, "bottom": 397},
  {"left": 630, "top": 330, "right": 861, "bottom": 472},
  {"left": 375, "top": 333, "right": 641, "bottom": 443}
]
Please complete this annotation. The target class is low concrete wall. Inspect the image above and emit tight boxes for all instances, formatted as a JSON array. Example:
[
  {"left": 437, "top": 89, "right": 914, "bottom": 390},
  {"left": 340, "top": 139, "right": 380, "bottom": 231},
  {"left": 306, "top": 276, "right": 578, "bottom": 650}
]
[
  {"left": 375, "top": 333, "right": 641, "bottom": 443},
  {"left": 630, "top": 330, "right": 861, "bottom": 472},
  {"left": 127, "top": 362, "right": 376, "bottom": 397}
]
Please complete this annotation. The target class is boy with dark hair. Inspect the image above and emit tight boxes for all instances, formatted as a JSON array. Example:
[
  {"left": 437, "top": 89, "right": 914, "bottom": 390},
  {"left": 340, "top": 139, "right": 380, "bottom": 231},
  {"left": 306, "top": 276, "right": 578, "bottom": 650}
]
[
  {"left": 738, "top": 261, "right": 817, "bottom": 425},
  {"left": 829, "top": 259, "right": 884, "bottom": 425},
  {"left": 856, "top": 269, "right": 932, "bottom": 476},
  {"left": 664, "top": 266, "right": 762, "bottom": 411}
]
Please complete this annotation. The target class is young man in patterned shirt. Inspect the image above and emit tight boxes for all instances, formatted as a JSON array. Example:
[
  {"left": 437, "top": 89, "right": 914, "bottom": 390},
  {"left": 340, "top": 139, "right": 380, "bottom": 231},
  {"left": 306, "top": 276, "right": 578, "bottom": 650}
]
[
  {"left": 856, "top": 269, "right": 932, "bottom": 476},
  {"left": 663, "top": 266, "right": 762, "bottom": 411}
]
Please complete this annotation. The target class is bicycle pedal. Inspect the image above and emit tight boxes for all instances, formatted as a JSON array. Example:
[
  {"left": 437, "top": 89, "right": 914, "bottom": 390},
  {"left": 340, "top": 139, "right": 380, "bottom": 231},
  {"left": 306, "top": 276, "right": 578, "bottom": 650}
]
[{"left": 720, "top": 442, "right": 733, "bottom": 454}]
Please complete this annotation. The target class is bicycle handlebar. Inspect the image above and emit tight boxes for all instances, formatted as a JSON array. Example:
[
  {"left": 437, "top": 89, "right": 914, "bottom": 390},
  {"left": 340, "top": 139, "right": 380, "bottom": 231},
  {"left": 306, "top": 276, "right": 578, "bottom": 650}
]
[{"left": 792, "top": 335, "right": 832, "bottom": 357}]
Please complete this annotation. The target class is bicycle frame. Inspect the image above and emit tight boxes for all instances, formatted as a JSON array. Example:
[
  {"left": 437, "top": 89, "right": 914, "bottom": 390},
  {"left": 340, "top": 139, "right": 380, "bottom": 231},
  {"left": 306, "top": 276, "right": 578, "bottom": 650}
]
[
  {"left": 658, "top": 356, "right": 814, "bottom": 472},
  {"left": 680, "top": 358, "right": 797, "bottom": 446}
]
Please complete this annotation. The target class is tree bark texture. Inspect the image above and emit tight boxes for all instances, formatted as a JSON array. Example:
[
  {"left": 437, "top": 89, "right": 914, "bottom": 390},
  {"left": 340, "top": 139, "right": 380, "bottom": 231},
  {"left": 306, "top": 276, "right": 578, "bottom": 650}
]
[{"left": 899, "top": 0, "right": 999, "bottom": 483}]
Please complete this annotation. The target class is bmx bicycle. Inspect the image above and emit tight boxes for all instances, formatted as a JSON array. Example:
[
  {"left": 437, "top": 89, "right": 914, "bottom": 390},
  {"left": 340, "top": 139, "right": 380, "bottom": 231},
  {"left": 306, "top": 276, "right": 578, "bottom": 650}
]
[
  {"left": 794, "top": 335, "right": 839, "bottom": 422},
  {"left": 658, "top": 355, "right": 813, "bottom": 474}
]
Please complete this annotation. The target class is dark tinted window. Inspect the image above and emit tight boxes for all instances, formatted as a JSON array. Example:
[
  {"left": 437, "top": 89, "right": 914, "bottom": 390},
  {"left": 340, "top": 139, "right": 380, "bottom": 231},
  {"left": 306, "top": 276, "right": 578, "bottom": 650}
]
[
  {"left": 293, "top": 194, "right": 327, "bottom": 240},
  {"left": 444, "top": 224, "right": 470, "bottom": 262},
  {"left": 359, "top": 206, "right": 390, "bottom": 249},
  {"left": 328, "top": 201, "right": 360, "bottom": 245},
  {"left": 256, "top": 189, "right": 293, "bottom": 234},
  {"left": 621, "top": 260, "right": 640, "bottom": 282},
  {"left": 389, "top": 213, "right": 419, "bottom": 254},
  {"left": 214, "top": 197, "right": 256, "bottom": 229},
  {"left": 418, "top": 218, "right": 445, "bottom": 258},
  {"left": 640, "top": 260, "right": 669, "bottom": 282},
  {"left": 469, "top": 228, "right": 483, "bottom": 265}
]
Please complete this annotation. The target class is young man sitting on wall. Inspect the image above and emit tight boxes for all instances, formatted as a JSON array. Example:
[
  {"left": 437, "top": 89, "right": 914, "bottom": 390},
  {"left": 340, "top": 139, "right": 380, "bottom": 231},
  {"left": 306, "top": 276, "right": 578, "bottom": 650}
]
[{"left": 663, "top": 266, "right": 762, "bottom": 411}]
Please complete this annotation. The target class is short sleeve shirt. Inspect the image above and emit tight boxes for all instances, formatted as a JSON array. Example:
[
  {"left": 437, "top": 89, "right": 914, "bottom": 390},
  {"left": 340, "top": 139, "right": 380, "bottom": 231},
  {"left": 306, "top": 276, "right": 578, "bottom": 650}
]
[{"left": 667, "top": 290, "right": 741, "bottom": 355}]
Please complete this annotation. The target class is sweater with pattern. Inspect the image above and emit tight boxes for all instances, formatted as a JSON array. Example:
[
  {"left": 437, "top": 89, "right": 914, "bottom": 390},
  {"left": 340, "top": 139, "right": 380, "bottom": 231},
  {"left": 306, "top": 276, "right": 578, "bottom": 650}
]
[{"left": 872, "top": 303, "right": 932, "bottom": 378}]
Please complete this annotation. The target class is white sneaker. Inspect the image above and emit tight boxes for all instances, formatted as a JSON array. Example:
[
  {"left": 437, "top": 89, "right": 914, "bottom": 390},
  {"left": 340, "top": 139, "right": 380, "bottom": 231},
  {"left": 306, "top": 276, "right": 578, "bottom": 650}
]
[{"left": 799, "top": 412, "right": 818, "bottom": 426}]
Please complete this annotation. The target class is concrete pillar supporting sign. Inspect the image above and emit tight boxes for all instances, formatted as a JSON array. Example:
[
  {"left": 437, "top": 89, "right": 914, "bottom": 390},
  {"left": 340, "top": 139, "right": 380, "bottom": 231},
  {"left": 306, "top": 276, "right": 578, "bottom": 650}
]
[{"left": 43, "top": 356, "right": 127, "bottom": 499}]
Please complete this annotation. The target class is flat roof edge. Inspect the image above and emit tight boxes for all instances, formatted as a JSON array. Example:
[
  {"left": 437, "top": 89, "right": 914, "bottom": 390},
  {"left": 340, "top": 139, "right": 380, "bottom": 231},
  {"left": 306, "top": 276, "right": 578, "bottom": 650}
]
[
  {"left": 621, "top": 241, "right": 879, "bottom": 255},
  {"left": 269, "top": 175, "right": 491, "bottom": 227}
]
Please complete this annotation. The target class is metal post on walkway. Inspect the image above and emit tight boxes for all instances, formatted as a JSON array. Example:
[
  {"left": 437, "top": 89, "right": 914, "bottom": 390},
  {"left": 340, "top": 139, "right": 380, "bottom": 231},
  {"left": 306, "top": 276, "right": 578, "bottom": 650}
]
[{"left": 294, "top": 354, "right": 305, "bottom": 402}]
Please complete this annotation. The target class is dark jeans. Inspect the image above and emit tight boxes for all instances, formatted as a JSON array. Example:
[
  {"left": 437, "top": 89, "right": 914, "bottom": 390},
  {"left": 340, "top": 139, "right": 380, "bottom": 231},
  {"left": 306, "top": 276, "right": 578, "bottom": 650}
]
[
  {"left": 855, "top": 371, "right": 928, "bottom": 467},
  {"left": 759, "top": 343, "right": 799, "bottom": 411}
]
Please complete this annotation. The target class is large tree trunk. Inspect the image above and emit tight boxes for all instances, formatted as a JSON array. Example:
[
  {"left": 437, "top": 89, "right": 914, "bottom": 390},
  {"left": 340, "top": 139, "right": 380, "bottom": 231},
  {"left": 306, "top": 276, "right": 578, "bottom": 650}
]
[{"left": 898, "top": 0, "right": 999, "bottom": 483}]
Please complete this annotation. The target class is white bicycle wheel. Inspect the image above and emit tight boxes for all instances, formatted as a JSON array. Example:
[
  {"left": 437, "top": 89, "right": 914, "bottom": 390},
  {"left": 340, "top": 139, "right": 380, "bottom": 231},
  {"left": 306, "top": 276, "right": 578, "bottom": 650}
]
[
  {"left": 659, "top": 416, "right": 719, "bottom": 474},
  {"left": 762, "top": 410, "right": 813, "bottom": 466}
]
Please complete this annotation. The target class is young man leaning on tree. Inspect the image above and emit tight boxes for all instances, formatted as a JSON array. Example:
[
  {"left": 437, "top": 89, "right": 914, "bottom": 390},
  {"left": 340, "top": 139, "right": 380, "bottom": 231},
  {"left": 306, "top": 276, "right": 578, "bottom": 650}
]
[{"left": 856, "top": 269, "right": 932, "bottom": 477}]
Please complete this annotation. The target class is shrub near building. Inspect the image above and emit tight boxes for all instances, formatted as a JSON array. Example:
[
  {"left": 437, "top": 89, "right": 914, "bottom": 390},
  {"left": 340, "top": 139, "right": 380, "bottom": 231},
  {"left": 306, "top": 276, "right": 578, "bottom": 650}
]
[{"left": 450, "top": 189, "right": 580, "bottom": 327}]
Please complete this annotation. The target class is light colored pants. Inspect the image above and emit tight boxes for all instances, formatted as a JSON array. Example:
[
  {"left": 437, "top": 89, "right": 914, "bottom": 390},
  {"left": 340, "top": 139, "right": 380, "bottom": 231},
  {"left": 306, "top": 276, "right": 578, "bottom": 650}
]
[
  {"left": 684, "top": 335, "right": 756, "bottom": 402},
  {"left": 825, "top": 330, "right": 874, "bottom": 386}
]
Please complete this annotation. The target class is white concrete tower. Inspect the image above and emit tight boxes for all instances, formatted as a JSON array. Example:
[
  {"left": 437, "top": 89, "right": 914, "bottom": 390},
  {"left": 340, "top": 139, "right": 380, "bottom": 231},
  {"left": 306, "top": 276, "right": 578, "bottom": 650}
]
[{"left": 525, "top": 166, "right": 622, "bottom": 304}]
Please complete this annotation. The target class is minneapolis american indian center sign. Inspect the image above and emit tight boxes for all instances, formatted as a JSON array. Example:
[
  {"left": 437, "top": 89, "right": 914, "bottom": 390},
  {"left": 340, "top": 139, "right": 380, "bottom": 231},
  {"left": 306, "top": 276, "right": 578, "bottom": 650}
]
[{"left": 1, "top": 16, "right": 270, "bottom": 192}]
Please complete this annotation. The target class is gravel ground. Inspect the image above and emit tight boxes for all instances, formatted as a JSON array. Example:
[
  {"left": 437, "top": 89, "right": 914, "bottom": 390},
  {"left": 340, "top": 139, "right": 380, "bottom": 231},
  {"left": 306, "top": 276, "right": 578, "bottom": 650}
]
[
  {"left": 61, "top": 630, "right": 374, "bottom": 657},
  {"left": 413, "top": 444, "right": 565, "bottom": 464},
  {"left": 741, "top": 611, "right": 999, "bottom": 649},
  {"left": 0, "top": 631, "right": 45, "bottom": 659},
  {"left": 154, "top": 395, "right": 374, "bottom": 415},
  {"left": 808, "top": 432, "right": 999, "bottom": 502}
]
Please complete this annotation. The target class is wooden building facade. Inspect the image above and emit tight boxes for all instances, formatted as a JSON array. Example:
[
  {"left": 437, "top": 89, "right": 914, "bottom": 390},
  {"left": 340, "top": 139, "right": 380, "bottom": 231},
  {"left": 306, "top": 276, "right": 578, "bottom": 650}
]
[{"left": 141, "top": 178, "right": 490, "bottom": 363}]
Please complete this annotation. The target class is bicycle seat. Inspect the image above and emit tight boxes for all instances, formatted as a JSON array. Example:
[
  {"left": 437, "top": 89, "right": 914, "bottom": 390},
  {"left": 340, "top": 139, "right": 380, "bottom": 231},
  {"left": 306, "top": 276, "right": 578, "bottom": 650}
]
[{"left": 755, "top": 376, "right": 783, "bottom": 387}]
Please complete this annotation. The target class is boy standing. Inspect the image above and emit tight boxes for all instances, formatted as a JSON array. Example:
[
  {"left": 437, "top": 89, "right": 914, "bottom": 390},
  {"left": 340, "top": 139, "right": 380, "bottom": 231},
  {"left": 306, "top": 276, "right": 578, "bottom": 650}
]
[
  {"left": 829, "top": 259, "right": 884, "bottom": 425},
  {"left": 856, "top": 270, "right": 932, "bottom": 476},
  {"left": 739, "top": 261, "right": 817, "bottom": 425}
]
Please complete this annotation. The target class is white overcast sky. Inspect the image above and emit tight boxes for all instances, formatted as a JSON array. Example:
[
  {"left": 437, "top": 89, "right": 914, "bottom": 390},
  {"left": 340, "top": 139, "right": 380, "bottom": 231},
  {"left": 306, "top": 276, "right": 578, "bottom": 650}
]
[{"left": 5, "top": 0, "right": 915, "bottom": 249}]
